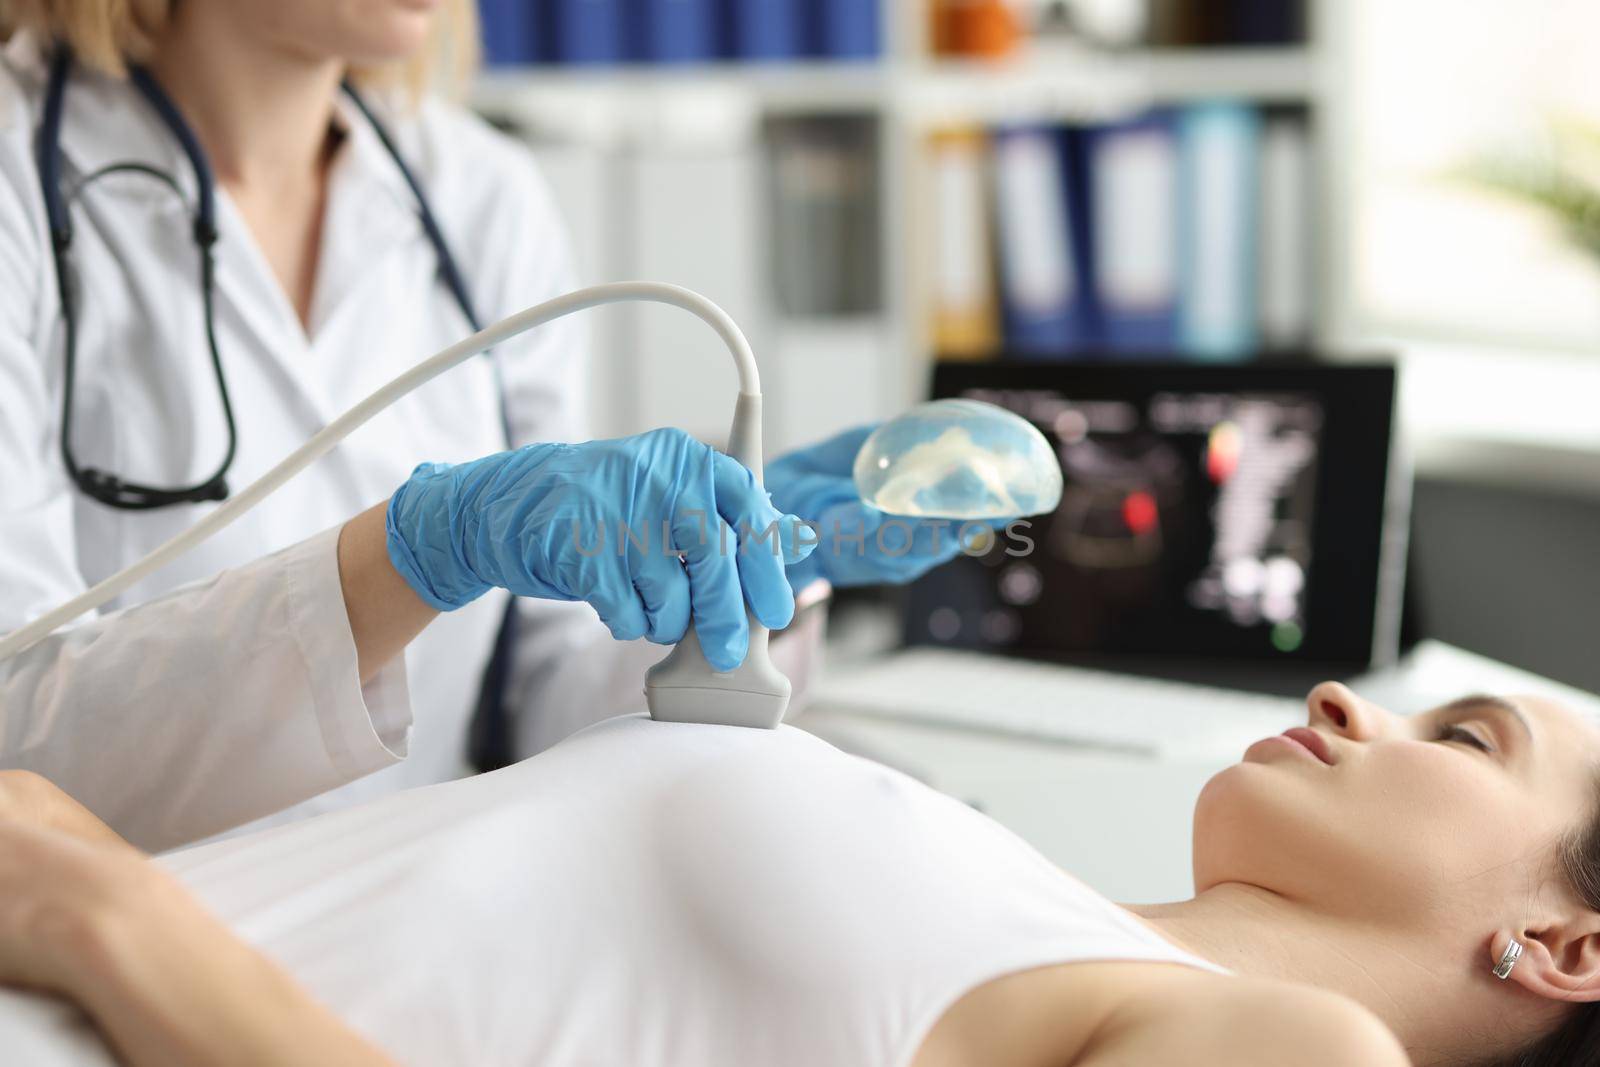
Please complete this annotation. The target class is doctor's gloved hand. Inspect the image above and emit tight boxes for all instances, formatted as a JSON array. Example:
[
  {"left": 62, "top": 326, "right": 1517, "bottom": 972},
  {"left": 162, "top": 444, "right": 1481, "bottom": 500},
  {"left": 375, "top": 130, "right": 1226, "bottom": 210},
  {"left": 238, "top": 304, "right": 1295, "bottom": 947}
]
[
  {"left": 384, "top": 429, "right": 816, "bottom": 672},
  {"left": 765, "top": 425, "right": 1013, "bottom": 594}
]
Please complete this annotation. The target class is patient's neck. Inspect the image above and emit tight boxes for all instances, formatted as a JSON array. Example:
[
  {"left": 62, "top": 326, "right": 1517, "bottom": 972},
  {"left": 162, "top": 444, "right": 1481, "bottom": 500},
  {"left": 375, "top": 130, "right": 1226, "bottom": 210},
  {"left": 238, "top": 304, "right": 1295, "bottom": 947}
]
[{"left": 1127, "top": 885, "right": 1530, "bottom": 1066}]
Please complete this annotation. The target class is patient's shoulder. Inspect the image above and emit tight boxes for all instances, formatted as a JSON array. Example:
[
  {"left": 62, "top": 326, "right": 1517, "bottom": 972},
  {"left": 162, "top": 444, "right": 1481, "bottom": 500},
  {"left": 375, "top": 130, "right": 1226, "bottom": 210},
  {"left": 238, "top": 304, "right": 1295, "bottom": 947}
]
[
  {"left": 1088, "top": 974, "right": 1408, "bottom": 1067},
  {"left": 1223, "top": 982, "right": 1408, "bottom": 1066}
]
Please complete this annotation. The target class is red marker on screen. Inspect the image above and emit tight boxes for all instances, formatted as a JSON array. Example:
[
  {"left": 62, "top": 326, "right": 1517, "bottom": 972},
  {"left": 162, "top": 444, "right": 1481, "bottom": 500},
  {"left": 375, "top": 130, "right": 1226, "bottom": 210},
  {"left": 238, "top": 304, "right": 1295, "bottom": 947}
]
[{"left": 1122, "top": 490, "right": 1158, "bottom": 535}]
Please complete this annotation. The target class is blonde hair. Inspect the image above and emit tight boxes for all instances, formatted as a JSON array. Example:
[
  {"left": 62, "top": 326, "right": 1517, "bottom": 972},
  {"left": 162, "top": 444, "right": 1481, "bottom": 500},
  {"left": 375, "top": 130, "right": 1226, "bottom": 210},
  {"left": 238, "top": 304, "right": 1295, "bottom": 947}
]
[{"left": 0, "top": 0, "right": 481, "bottom": 99}]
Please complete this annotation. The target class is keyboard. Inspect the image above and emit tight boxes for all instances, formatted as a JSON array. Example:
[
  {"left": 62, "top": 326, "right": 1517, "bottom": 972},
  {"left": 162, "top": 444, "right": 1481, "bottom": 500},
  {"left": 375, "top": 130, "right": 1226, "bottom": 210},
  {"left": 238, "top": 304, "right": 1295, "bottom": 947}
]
[{"left": 811, "top": 648, "right": 1304, "bottom": 757}]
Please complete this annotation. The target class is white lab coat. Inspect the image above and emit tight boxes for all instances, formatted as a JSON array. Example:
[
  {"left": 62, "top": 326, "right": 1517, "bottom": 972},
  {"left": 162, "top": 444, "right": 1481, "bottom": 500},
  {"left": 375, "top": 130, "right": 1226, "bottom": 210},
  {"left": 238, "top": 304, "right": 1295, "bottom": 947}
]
[{"left": 0, "top": 34, "right": 683, "bottom": 850}]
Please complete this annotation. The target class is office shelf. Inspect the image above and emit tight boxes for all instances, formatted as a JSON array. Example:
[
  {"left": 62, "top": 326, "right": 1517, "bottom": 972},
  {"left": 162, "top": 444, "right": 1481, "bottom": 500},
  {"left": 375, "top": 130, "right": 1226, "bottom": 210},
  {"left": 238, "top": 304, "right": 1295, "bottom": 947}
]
[{"left": 475, "top": 46, "right": 1314, "bottom": 125}]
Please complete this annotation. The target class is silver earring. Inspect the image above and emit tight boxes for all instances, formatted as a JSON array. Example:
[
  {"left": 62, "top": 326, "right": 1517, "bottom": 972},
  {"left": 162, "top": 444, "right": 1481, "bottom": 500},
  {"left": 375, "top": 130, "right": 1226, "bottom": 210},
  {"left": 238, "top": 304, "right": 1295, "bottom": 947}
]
[{"left": 1493, "top": 938, "right": 1524, "bottom": 980}]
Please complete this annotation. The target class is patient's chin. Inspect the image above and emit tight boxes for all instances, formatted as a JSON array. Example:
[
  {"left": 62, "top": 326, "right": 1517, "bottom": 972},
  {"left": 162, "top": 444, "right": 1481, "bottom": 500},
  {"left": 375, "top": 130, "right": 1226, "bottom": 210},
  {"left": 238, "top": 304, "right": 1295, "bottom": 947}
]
[
  {"left": 1193, "top": 759, "right": 1276, "bottom": 829},
  {"left": 1192, "top": 763, "right": 1438, "bottom": 918},
  {"left": 1190, "top": 762, "right": 1349, "bottom": 896},
  {"left": 1190, "top": 764, "right": 1274, "bottom": 887}
]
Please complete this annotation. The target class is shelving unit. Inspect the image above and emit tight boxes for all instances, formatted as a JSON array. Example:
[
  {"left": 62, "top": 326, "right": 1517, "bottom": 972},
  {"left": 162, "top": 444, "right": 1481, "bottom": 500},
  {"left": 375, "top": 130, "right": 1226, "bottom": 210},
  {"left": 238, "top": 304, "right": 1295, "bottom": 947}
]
[
  {"left": 470, "top": 5, "right": 1333, "bottom": 451},
  {"left": 475, "top": 46, "right": 1315, "bottom": 121}
]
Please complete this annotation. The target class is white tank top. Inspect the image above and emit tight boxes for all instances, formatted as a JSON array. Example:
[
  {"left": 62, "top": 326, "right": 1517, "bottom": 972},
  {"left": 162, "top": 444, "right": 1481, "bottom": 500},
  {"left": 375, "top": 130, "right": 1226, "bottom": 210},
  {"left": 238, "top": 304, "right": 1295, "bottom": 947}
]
[{"left": 0, "top": 715, "right": 1226, "bottom": 1067}]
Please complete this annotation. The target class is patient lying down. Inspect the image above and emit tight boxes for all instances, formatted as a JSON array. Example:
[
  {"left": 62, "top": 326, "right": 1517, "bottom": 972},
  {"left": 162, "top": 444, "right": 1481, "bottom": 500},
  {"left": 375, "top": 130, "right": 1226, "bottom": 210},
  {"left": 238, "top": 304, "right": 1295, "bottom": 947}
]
[{"left": 2, "top": 683, "right": 1599, "bottom": 1067}]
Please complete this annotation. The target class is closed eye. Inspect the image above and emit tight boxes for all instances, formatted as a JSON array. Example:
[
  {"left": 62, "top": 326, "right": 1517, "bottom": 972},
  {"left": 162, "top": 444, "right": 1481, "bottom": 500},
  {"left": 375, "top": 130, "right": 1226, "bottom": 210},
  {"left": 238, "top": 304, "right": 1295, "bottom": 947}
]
[{"left": 1436, "top": 723, "right": 1494, "bottom": 753}]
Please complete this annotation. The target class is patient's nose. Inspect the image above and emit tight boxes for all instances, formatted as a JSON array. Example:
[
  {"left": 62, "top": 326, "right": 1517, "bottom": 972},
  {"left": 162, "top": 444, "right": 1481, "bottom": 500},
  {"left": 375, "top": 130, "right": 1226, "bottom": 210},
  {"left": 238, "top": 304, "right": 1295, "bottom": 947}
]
[{"left": 1306, "top": 681, "right": 1385, "bottom": 741}]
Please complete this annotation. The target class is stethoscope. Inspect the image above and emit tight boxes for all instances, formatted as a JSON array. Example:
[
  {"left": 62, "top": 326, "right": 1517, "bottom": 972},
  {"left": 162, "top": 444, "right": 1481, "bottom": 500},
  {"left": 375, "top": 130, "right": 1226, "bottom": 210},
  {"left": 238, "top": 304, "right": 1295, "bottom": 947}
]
[{"left": 35, "top": 47, "right": 486, "bottom": 511}]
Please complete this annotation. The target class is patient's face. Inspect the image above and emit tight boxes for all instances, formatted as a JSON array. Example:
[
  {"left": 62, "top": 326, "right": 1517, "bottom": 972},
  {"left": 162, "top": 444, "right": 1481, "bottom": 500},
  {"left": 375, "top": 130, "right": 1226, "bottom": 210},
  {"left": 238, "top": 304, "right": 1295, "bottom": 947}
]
[{"left": 1193, "top": 682, "right": 1600, "bottom": 928}]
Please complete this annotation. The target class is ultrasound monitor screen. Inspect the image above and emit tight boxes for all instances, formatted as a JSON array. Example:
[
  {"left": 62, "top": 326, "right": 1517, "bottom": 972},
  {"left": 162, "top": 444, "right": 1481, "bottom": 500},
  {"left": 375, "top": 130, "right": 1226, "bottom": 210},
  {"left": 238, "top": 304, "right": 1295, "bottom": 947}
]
[{"left": 904, "top": 362, "right": 1398, "bottom": 668}]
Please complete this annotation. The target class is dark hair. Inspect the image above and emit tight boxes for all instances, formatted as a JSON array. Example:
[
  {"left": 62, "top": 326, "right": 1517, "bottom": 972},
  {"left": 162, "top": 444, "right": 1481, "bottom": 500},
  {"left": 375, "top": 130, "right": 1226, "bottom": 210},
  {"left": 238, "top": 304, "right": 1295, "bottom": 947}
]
[{"left": 1489, "top": 784, "right": 1600, "bottom": 1066}]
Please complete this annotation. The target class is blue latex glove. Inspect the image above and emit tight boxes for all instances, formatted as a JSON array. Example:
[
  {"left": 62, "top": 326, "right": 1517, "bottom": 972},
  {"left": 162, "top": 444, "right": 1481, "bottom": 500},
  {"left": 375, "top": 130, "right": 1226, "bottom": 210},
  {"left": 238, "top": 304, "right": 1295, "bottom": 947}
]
[
  {"left": 766, "top": 424, "right": 1012, "bottom": 593},
  {"left": 386, "top": 428, "right": 816, "bottom": 672}
]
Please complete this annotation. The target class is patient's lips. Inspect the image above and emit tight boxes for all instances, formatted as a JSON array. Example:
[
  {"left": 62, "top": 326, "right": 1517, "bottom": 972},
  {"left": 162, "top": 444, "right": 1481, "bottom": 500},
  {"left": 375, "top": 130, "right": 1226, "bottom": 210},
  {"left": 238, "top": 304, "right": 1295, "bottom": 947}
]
[
  {"left": 1244, "top": 727, "right": 1336, "bottom": 766},
  {"left": 1280, "top": 727, "right": 1335, "bottom": 765}
]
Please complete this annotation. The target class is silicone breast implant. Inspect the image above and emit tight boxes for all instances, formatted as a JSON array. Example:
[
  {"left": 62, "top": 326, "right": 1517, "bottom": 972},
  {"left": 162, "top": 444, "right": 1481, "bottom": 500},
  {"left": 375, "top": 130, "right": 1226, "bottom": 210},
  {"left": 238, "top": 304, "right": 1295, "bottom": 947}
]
[{"left": 853, "top": 399, "right": 1064, "bottom": 519}]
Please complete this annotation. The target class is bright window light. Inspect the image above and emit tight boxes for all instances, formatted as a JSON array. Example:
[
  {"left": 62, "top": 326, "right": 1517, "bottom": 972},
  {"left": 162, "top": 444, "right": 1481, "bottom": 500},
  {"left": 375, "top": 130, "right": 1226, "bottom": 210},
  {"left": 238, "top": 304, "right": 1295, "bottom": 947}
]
[{"left": 1348, "top": 0, "right": 1600, "bottom": 351}]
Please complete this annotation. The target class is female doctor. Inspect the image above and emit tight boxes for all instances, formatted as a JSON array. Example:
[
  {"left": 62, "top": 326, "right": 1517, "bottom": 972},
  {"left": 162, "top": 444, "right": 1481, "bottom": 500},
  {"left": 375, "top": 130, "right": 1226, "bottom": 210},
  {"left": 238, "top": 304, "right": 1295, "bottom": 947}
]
[{"left": 0, "top": 0, "right": 965, "bottom": 852}]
